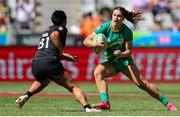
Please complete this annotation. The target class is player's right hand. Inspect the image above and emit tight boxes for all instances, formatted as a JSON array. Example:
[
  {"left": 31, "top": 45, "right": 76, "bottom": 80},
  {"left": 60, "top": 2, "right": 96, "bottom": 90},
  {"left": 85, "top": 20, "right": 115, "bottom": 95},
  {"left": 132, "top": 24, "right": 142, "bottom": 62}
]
[{"left": 95, "top": 41, "right": 106, "bottom": 49}]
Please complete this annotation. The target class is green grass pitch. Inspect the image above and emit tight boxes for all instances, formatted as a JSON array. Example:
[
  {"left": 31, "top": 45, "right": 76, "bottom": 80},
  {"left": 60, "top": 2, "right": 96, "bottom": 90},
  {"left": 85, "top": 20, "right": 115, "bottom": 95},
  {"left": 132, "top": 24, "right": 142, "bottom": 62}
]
[{"left": 0, "top": 82, "right": 179, "bottom": 116}]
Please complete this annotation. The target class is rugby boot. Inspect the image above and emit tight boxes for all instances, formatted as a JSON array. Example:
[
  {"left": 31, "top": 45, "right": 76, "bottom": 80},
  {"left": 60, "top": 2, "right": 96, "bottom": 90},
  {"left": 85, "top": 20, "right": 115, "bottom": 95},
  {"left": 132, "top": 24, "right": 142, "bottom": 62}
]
[
  {"left": 166, "top": 102, "right": 177, "bottom": 111},
  {"left": 92, "top": 101, "right": 111, "bottom": 110},
  {"left": 15, "top": 95, "right": 28, "bottom": 109}
]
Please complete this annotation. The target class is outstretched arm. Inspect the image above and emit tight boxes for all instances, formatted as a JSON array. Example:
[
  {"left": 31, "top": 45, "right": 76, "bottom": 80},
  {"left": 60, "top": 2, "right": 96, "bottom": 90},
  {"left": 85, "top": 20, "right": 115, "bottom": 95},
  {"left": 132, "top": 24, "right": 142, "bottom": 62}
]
[{"left": 60, "top": 52, "right": 79, "bottom": 63}]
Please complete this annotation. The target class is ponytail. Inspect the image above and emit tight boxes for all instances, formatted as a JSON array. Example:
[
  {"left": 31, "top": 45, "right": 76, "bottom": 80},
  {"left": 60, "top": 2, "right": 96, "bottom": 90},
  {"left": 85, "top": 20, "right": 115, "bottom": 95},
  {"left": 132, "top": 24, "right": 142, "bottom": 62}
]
[{"left": 114, "top": 6, "right": 144, "bottom": 27}]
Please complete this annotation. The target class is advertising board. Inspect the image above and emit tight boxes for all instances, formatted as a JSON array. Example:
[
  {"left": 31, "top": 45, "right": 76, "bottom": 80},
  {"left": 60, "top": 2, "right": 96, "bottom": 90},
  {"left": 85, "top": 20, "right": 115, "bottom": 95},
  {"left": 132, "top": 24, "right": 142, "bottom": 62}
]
[{"left": 0, "top": 47, "right": 179, "bottom": 82}]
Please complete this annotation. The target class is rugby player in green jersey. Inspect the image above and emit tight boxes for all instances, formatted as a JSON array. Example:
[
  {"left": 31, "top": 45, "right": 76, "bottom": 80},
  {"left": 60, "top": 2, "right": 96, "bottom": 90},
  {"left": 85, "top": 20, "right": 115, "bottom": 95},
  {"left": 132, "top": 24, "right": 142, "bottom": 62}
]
[{"left": 83, "top": 6, "right": 177, "bottom": 111}]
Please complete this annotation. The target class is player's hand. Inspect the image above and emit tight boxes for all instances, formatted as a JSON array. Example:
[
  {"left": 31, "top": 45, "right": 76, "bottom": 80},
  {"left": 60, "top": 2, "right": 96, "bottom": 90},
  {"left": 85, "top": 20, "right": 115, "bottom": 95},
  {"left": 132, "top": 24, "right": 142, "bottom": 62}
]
[
  {"left": 113, "top": 50, "right": 122, "bottom": 56},
  {"left": 113, "top": 50, "right": 123, "bottom": 61},
  {"left": 70, "top": 55, "right": 79, "bottom": 63},
  {"left": 95, "top": 41, "right": 106, "bottom": 49}
]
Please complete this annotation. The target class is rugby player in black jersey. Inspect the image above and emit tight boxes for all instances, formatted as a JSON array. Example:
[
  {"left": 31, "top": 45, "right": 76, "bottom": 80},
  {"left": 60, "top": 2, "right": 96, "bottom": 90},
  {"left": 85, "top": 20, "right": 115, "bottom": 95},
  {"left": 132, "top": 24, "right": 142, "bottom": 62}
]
[{"left": 15, "top": 10, "right": 101, "bottom": 112}]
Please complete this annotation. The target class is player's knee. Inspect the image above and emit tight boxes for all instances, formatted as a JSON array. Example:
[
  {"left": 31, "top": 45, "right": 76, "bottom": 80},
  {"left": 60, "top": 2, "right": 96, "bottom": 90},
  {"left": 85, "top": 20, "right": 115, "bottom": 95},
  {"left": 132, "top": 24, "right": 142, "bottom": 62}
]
[
  {"left": 94, "top": 71, "right": 103, "bottom": 80},
  {"left": 67, "top": 83, "right": 78, "bottom": 92},
  {"left": 139, "top": 80, "right": 149, "bottom": 90},
  {"left": 94, "top": 68, "right": 103, "bottom": 79},
  {"left": 38, "top": 80, "right": 49, "bottom": 87},
  {"left": 94, "top": 70, "right": 99, "bottom": 77},
  {"left": 72, "top": 85, "right": 81, "bottom": 93},
  {"left": 41, "top": 82, "right": 49, "bottom": 87}
]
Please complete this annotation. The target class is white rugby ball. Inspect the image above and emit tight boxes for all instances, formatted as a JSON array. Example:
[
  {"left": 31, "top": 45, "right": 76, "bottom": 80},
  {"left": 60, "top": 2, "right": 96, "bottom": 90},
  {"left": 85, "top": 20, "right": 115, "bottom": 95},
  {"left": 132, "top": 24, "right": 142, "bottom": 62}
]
[{"left": 93, "top": 33, "right": 107, "bottom": 55}]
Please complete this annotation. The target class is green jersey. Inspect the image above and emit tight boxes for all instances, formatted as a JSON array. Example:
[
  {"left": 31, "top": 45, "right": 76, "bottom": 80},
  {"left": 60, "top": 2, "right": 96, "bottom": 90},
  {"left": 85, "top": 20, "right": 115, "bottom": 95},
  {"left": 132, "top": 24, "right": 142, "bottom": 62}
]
[{"left": 94, "top": 21, "right": 133, "bottom": 61}]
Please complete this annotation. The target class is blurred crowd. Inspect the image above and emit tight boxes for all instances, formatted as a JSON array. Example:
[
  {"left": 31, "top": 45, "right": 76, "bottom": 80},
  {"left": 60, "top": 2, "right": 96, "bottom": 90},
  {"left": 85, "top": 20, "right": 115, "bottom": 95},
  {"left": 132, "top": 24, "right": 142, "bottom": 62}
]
[
  {"left": 0, "top": 0, "right": 180, "bottom": 46},
  {"left": 130, "top": 0, "right": 180, "bottom": 32},
  {"left": 78, "top": 0, "right": 180, "bottom": 38},
  {"left": 0, "top": 0, "right": 9, "bottom": 32},
  {"left": 0, "top": 0, "right": 35, "bottom": 33},
  {"left": 71, "top": 0, "right": 180, "bottom": 46}
]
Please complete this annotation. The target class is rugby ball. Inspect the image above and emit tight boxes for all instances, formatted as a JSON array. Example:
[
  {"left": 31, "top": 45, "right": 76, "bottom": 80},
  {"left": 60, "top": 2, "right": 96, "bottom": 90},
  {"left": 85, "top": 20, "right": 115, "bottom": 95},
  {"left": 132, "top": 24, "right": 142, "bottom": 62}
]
[{"left": 93, "top": 33, "right": 107, "bottom": 55}]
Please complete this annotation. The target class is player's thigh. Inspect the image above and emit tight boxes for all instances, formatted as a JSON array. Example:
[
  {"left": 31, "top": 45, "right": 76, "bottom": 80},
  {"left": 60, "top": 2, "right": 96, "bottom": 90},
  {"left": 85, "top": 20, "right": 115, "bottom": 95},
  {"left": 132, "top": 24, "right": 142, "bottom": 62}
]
[
  {"left": 32, "top": 60, "right": 50, "bottom": 81},
  {"left": 122, "top": 63, "right": 144, "bottom": 86},
  {"left": 45, "top": 59, "right": 67, "bottom": 83},
  {"left": 94, "top": 62, "right": 118, "bottom": 78},
  {"left": 39, "top": 79, "right": 50, "bottom": 86}
]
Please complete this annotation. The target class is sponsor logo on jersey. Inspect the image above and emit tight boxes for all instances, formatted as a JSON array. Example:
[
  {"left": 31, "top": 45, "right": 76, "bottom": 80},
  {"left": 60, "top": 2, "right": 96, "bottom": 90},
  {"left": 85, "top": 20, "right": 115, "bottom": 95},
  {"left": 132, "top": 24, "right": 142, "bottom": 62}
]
[{"left": 118, "top": 38, "right": 124, "bottom": 44}]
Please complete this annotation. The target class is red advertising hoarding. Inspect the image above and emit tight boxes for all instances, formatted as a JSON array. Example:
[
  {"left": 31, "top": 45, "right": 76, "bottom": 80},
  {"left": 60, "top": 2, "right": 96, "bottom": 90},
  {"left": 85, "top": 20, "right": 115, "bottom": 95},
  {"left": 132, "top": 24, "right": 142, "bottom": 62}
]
[{"left": 0, "top": 47, "right": 180, "bottom": 82}]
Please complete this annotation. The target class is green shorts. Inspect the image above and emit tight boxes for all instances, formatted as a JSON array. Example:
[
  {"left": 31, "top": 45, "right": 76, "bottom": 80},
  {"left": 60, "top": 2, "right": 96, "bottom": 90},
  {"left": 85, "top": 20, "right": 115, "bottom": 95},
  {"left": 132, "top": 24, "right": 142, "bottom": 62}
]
[{"left": 104, "top": 57, "right": 134, "bottom": 73}]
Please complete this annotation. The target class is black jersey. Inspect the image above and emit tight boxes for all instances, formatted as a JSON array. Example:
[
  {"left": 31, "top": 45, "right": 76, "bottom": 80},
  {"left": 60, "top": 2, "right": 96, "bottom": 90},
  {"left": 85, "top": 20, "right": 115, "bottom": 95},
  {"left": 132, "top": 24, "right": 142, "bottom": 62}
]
[{"left": 33, "top": 25, "right": 67, "bottom": 60}]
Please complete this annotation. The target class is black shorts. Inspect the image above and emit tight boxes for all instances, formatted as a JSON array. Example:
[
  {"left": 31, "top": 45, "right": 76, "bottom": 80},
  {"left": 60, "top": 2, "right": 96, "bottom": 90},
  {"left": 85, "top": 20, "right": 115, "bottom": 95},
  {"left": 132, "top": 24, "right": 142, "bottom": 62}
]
[{"left": 32, "top": 57, "right": 65, "bottom": 81}]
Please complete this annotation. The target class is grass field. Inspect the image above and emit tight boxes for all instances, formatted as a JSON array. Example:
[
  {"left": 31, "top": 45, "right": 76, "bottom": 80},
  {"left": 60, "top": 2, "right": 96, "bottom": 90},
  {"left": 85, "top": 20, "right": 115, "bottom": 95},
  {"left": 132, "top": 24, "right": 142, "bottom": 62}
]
[{"left": 0, "top": 82, "right": 179, "bottom": 116}]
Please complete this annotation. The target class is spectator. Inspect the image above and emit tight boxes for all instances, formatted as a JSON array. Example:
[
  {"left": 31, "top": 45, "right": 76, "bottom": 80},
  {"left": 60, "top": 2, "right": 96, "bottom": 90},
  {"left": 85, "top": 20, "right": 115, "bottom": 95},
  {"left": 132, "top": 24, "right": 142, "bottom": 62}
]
[
  {"left": 80, "top": 7, "right": 111, "bottom": 38},
  {"left": 98, "top": 7, "right": 112, "bottom": 23},
  {"left": 130, "top": 0, "right": 154, "bottom": 31},
  {"left": 16, "top": 0, "right": 34, "bottom": 30},
  {"left": 152, "top": 0, "right": 171, "bottom": 18},
  {"left": 80, "top": 12, "right": 101, "bottom": 38},
  {"left": 80, "top": 12, "right": 93, "bottom": 38},
  {"left": 131, "top": 0, "right": 153, "bottom": 12},
  {"left": 172, "top": 18, "right": 180, "bottom": 32},
  {"left": 0, "top": 0, "right": 10, "bottom": 32},
  {"left": 151, "top": 0, "right": 180, "bottom": 31},
  {"left": 150, "top": 15, "right": 164, "bottom": 31},
  {"left": 152, "top": 0, "right": 180, "bottom": 17}
]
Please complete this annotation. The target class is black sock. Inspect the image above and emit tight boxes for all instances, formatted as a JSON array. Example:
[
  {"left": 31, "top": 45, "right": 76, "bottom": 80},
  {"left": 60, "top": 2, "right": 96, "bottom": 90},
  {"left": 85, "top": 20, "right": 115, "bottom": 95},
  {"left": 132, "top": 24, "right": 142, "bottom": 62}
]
[
  {"left": 25, "top": 91, "right": 33, "bottom": 99},
  {"left": 84, "top": 104, "right": 92, "bottom": 109}
]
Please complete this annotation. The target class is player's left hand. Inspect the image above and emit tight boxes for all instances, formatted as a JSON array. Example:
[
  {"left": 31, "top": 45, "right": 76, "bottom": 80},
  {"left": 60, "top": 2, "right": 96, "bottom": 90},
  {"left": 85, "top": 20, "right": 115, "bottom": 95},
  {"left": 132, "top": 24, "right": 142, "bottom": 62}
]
[
  {"left": 113, "top": 50, "right": 122, "bottom": 56},
  {"left": 113, "top": 50, "right": 122, "bottom": 61},
  {"left": 70, "top": 55, "right": 79, "bottom": 63}
]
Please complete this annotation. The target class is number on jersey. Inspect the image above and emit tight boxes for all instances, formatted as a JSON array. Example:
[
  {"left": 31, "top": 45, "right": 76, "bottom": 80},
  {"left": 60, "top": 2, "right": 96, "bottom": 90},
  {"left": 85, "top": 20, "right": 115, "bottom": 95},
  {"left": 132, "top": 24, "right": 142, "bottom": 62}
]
[{"left": 38, "top": 36, "right": 50, "bottom": 49}]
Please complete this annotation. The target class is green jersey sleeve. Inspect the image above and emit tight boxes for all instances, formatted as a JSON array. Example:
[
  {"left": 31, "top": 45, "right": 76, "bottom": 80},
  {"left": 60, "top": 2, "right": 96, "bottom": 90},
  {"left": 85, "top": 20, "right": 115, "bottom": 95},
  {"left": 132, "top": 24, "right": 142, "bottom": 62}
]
[
  {"left": 94, "top": 22, "right": 110, "bottom": 34},
  {"left": 123, "top": 25, "right": 133, "bottom": 42}
]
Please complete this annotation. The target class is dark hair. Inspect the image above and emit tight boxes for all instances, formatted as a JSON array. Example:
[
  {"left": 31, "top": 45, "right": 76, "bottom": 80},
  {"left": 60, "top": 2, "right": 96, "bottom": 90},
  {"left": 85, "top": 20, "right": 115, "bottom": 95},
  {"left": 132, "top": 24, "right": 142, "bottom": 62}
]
[
  {"left": 99, "top": 7, "right": 112, "bottom": 15},
  {"left": 51, "top": 10, "right": 67, "bottom": 25},
  {"left": 114, "top": 6, "right": 144, "bottom": 27}
]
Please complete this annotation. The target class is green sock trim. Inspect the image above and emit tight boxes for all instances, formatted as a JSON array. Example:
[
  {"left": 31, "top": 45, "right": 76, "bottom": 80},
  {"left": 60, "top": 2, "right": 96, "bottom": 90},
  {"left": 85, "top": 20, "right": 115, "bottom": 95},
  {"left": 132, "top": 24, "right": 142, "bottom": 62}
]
[
  {"left": 160, "top": 95, "right": 169, "bottom": 106},
  {"left": 100, "top": 92, "right": 109, "bottom": 102}
]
